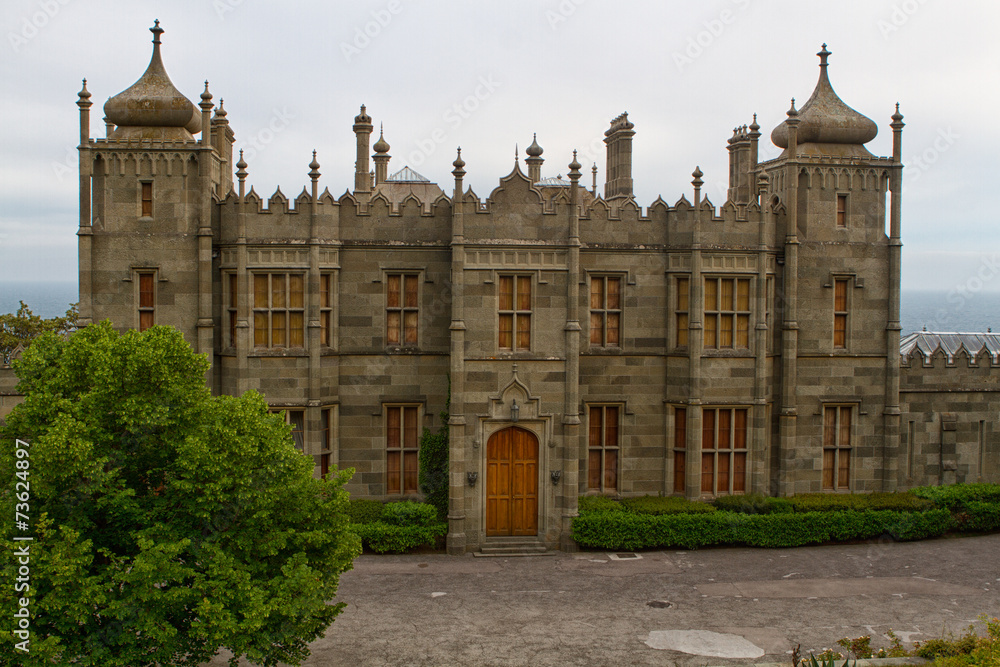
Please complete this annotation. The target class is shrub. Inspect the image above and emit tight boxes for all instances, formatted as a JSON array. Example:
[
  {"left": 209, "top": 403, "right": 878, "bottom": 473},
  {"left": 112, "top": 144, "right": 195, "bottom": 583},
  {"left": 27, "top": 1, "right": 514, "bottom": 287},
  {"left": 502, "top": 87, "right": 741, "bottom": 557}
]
[
  {"left": 620, "top": 495, "right": 716, "bottom": 515},
  {"left": 578, "top": 495, "right": 623, "bottom": 514},
  {"left": 418, "top": 387, "right": 450, "bottom": 521},
  {"left": 381, "top": 500, "right": 439, "bottom": 527},
  {"left": 911, "top": 483, "right": 1000, "bottom": 512},
  {"left": 346, "top": 499, "right": 385, "bottom": 525},
  {"left": 713, "top": 493, "right": 793, "bottom": 514},
  {"left": 787, "top": 492, "right": 934, "bottom": 513},
  {"left": 351, "top": 522, "right": 447, "bottom": 554},
  {"left": 958, "top": 501, "right": 1000, "bottom": 532}
]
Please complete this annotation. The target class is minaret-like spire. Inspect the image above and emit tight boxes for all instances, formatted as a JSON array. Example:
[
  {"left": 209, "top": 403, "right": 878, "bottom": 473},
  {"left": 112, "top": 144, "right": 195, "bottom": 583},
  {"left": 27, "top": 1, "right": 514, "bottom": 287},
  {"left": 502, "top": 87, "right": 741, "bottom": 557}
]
[
  {"left": 372, "top": 124, "right": 391, "bottom": 186},
  {"left": 353, "top": 104, "right": 373, "bottom": 194},
  {"left": 525, "top": 133, "right": 544, "bottom": 183},
  {"left": 568, "top": 150, "right": 582, "bottom": 181},
  {"left": 309, "top": 150, "right": 321, "bottom": 181},
  {"left": 77, "top": 78, "right": 92, "bottom": 145},
  {"left": 817, "top": 43, "right": 831, "bottom": 67},
  {"left": 786, "top": 98, "right": 800, "bottom": 159},
  {"left": 692, "top": 166, "right": 704, "bottom": 206},
  {"left": 591, "top": 163, "right": 598, "bottom": 195},
  {"left": 236, "top": 149, "right": 248, "bottom": 199},
  {"left": 199, "top": 80, "right": 213, "bottom": 146},
  {"left": 890, "top": 102, "right": 905, "bottom": 162},
  {"left": 150, "top": 18, "right": 163, "bottom": 45}
]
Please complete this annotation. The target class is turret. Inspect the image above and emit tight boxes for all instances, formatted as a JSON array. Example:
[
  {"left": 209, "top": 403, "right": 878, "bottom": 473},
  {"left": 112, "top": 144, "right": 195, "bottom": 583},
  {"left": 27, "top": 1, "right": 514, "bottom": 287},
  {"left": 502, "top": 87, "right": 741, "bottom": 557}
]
[
  {"left": 603, "top": 112, "right": 634, "bottom": 200},
  {"left": 353, "top": 105, "right": 373, "bottom": 194},
  {"left": 525, "top": 134, "right": 544, "bottom": 183},
  {"left": 372, "top": 125, "right": 391, "bottom": 186}
]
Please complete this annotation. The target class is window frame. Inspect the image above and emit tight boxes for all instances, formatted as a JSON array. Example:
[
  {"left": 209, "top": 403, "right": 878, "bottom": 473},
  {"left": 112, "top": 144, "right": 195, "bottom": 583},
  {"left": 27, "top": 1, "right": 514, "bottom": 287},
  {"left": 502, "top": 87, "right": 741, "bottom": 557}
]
[
  {"left": 675, "top": 275, "right": 690, "bottom": 349},
  {"left": 140, "top": 180, "right": 153, "bottom": 218},
  {"left": 270, "top": 407, "right": 306, "bottom": 452},
  {"left": 589, "top": 275, "right": 623, "bottom": 348},
  {"left": 252, "top": 272, "right": 306, "bottom": 349},
  {"left": 673, "top": 406, "right": 687, "bottom": 494},
  {"left": 833, "top": 277, "right": 850, "bottom": 350},
  {"left": 498, "top": 274, "right": 532, "bottom": 352},
  {"left": 385, "top": 273, "right": 419, "bottom": 348},
  {"left": 319, "top": 407, "right": 334, "bottom": 478},
  {"left": 320, "top": 273, "right": 334, "bottom": 348},
  {"left": 703, "top": 276, "right": 751, "bottom": 350},
  {"left": 136, "top": 269, "right": 156, "bottom": 332},
  {"left": 700, "top": 406, "right": 749, "bottom": 496},
  {"left": 822, "top": 404, "right": 853, "bottom": 491},
  {"left": 587, "top": 404, "right": 621, "bottom": 493},
  {"left": 385, "top": 404, "right": 421, "bottom": 495},
  {"left": 836, "top": 193, "right": 848, "bottom": 228},
  {"left": 227, "top": 272, "right": 238, "bottom": 348}
]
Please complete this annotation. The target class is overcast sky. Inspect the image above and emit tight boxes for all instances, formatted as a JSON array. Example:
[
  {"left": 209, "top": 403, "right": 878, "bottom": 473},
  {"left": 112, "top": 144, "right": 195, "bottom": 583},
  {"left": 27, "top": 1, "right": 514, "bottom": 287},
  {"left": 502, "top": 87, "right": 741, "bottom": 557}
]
[{"left": 2, "top": 0, "right": 998, "bottom": 294}]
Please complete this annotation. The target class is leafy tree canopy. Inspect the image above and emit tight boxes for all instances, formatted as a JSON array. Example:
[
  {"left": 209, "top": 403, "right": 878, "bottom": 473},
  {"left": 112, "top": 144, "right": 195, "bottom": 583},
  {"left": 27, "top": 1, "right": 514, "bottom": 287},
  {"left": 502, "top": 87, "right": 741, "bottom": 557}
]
[
  {"left": 0, "top": 322, "right": 359, "bottom": 667},
  {"left": 0, "top": 300, "right": 78, "bottom": 365}
]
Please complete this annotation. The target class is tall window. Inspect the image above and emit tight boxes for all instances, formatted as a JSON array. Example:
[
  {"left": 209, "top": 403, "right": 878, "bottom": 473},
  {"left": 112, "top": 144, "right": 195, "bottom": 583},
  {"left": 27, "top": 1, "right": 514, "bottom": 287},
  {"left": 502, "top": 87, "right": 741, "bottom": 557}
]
[
  {"left": 271, "top": 408, "right": 305, "bottom": 452},
  {"left": 141, "top": 182, "right": 153, "bottom": 217},
  {"left": 834, "top": 278, "right": 849, "bottom": 349},
  {"left": 320, "top": 408, "right": 333, "bottom": 478},
  {"left": 673, "top": 407, "right": 687, "bottom": 493},
  {"left": 704, "top": 277, "right": 750, "bottom": 349},
  {"left": 701, "top": 407, "right": 748, "bottom": 495},
  {"left": 499, "top": 275, "right": 531, "bottom": 351},
  {"left": 386, "top": 274, "right": 418, "bottom": 346},
  {"left": 588, "top": 405, "right": 619, "bottom": 492},
  {"left": 823, "top": 406, "right": 851, "bottom": 490},
  {"left": 228, "top": 273, "right": 238, "bottom": 347},
  {"left": 138, "top": 272, "right": 155, "bottom": 332},
  {"left": 836, "top": 194, "right": 847, "bottom": 227},
  {"left": 386, "top": 405, "right": 419, "bottom": 494},
  {"left": 590, "top": 276, "right": 621, "bottom": 347},
  {"left": 320, "top": 274, "right": 333, "bottom": 347},
  {"left": 253, "top": 273, "right": 305, "bottom": 348},
  {"left": 675, "top": 277, "right": 689, "bottom": 347}
]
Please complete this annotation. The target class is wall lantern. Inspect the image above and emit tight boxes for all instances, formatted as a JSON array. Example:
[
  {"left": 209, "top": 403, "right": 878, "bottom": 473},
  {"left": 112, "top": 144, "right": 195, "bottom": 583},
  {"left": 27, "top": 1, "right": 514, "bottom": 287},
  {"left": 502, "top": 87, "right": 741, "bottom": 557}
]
[
  {"left": 467, "top": 471, "right": 478, "bottom": 487},
  {"left": 550, "top": 470, "right": 562, "bottom": 485},
  {"left": 510, "top": 398, "right": 520, "bottom": 423}
]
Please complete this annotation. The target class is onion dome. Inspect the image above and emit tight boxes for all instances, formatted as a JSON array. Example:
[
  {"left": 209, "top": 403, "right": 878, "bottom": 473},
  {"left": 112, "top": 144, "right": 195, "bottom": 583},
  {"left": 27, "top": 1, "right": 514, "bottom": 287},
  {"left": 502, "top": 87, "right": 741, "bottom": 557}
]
[
  {"left": 525, "top": 133, "right": 543, "bottom": 157},
  {"left": 103, "top": 21, "right": 202, "bottom": 140},
  {"left": 771, "top": 44, "right": 877, "bottom": 149},
  {"left": 373, "top": 125, "right": 390, "bottom": 153}
]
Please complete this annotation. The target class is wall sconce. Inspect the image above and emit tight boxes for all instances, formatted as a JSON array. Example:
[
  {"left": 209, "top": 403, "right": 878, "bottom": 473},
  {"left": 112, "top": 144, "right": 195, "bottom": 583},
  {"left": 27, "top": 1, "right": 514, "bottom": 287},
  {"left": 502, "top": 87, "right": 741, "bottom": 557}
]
[
  {"left": 510, "top": 398, "right": 520, "bottom": 423},
  {"left": 467, "top": 471, "right": 478, "bottom": 487},
  {"left": 550, "top": 470, "right": 562, "bottom": 485}
]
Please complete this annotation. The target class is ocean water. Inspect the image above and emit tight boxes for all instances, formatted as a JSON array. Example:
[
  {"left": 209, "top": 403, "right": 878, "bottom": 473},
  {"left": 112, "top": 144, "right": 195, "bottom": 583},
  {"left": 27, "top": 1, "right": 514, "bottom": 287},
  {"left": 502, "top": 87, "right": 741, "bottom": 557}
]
[{"left": 1, "top": 281, "right": 997, "bottom": 334}]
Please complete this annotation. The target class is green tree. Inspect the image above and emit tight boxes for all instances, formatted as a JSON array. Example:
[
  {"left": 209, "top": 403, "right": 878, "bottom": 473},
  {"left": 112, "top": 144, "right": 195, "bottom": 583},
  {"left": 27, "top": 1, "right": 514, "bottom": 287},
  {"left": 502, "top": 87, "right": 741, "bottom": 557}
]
[
  {"left": 418, "top": 383, "right": 449, "bottom": 522},
  {"left": 0, "top": 322, "right": 360, "bottom": 667},
  {"left": 0, "top": 300, "right": 78, "bottom": 365}
]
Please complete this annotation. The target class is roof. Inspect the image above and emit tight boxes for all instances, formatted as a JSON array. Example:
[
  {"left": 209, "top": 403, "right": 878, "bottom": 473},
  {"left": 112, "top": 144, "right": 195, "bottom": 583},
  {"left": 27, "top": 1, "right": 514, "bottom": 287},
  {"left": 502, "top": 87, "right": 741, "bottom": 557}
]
[
  {"left": 900, "top": 331, "right": 1000, "bottom": 363},
  {"left": 534, "top": 176, "right": 573, "bottom": 187},
  {"left": 385, "top": 166, "right": 431, "bottom": 183}
]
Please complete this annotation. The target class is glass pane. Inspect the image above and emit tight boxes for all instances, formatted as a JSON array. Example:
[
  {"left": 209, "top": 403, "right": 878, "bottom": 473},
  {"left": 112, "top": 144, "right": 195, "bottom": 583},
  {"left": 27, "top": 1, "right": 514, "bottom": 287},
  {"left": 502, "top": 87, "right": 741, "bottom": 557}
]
[
  {"left": 404, "top": 311, "right": 418, "bottom": 344},
  {"left": 718, "top": 410, "right": 731, "bottom": 449},
  {"left": 701, "top": 453, "right": 714, "bottom": 493},
  {"left": 230, "top": 312, "right": 237, "bottom": 347},
  {"left": 604, "top": 450, "right": 618, "bottom": 491},
  {"left": 516, "top": 314, "right": 530, "bottom": 350},
  {"left": 386, "top": 312, "right": 401, "bottom": 344},
  {"left": 733, "top": 452, "right": 746, "bottom": 493},
  {"left": 139, "top": 274, "right": 155, "bottom": 308},
  {"left": 589, "top": 409, "right": 602, "bottom": 447},
  {"left": 839, "top": 407, "right": 852, "bottom": 448},
  {"left": 590, "top": 278, "right": 602, "bottom": 310},
  {"left": 289, "top": 312, "right": 304, "bottom": 347},
  {"left": 721, "top": 279, "right": 734, "bottom": 311},
  {"left": 734, "top": 410, "right": 747, "bottom": 449},
  {"left": 404, "top": 275, "right": 418, "bottom": 308},
  {"left": 387, "top": 275, "right": 400, "bottom": 308},
  {"left": 229, "top": 273, "right": 238, "bottom": 303},
  {"left": 834, "top": 314, "right": 847, "bottom": 348},
  {"left": 704, "top": 278, "right": 717, "bottom": 311},
  {"left": 736, "top": 279, "right": 750, "bottom": 311},
  {"left": 590, "top": 312, "right": 603, "bottom": 345},
  {"left": 321, "top": 312, "right": 330, "bottom": 347},
  {"left": 720, "top": 314, "right": 733, "bottom": 348},
  {"left": 704, "top": 316, "right": 717, "bottom": 348},
  {"left": 588, "top": 450, "right": 602, "bottom": 490},
  {"left": 702, "top": 408, "right": 715, "bottom": 450},
  {"left": 607, "top": 278, "right": 620, "bottom": 309},
  {"left": 607, "top": 313, "right": 620, "bottom": 346},
  {"left": 674, "top": 408, "right": 687, "bottom": 450},
  {"left": 499, "top": 276, "right": 513, "bottom": 311},
  {"left": 822, "top": 449, "right": 835, "bottom": 489},
  {"left": 677, "top": 313, "right": 688, "bottom": 347},
  {"left": 272, "top": 275, "right": 285, "bottom": 308},
  {"left": 321, "top": 274, "right": 330, "bottom": 308},
  {"left": 403, "top": 452, "right": 419, "bottom": 493},
  {"left": 823, "top": 407, "right": 836, "bottom": 448},
  {"left": 271, "top": 312, "right": 285, "bottom": 347},
  {"left": 677, "top": 277, "right": 689, "bottom": 312},
  {"left": 717, "top": 454, "right": 730, "bottom": 494},
  {"left": 838, "top": 449, "right": 851, "bottom": 489},
  {"left": 674, "top": 451, "right": 686, "bottom": 492},
  {"left": 387, "top": 451, "right": 401, "bottom": 493},
  {"left": 605, "top": 407, "right": 618, "bottom": 448},
  {"left": 498, "top": 314, "right": 512, "bottom": 349},
  {"left": 289, "top": 274, "right": 303, "bottom": 309},
  {"left": 517, "top": 276, "right": 531, "bottom": 311},
  {"left": 404, "top": 407, "right": 418, "bottom": 449},
  {"left": 254, "top": 275, "right": 268, "bottom": 307},
  {"left": 254, "top": 312, "right": 267, "bottom": 346},
  {"left": 736, "top": 314, "right": 749, "bottom": 348},
  {"left": 139, "top": 311, "right": 154, "bottom": 332},
  {"left": 835, "top": 280, "right": 848, "bottom": 311},
  {"left": 290, "top": 411, "right": 304, "bottom": 451},
  {"left": 387, "top": 408, "right": 400, "bottom": 448}
]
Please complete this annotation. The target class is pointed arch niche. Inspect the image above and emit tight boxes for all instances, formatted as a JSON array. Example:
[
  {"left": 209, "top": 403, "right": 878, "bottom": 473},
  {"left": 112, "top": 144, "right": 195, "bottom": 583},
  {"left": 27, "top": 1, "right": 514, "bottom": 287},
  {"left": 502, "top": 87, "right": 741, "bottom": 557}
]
[{"left": 475, "top": 364, "right": 555, "bottom": 450}]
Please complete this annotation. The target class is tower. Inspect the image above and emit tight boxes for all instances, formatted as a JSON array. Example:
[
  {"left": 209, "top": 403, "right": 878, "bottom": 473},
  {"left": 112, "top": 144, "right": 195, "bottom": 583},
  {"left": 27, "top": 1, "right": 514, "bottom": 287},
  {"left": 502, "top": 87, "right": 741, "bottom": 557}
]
[
  {"left": 603, "top": 112, "right": 634, "bottom": 199},
  {"left": 353, "top": 105, "right": 373, "bottom": 194},
  {"left": 372, "top": 125, "right": 391, "bottom": 186},
  {"left": 525, "top": 134, "right": 544, "bottom": 183}
]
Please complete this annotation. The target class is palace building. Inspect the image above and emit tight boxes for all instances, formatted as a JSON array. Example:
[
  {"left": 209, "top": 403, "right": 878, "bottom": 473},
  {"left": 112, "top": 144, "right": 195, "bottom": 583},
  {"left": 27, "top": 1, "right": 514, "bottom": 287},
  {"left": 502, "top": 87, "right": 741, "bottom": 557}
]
[{"left": 4, "top": 22, "right": 997, "bottom": 554}]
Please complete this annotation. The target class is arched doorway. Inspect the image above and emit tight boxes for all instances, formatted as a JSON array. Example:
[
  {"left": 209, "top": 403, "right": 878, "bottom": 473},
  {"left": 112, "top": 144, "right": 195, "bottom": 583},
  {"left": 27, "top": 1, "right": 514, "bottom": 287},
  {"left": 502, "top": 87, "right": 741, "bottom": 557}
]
[{"left": 486, "top": 426, "right": 539, "bottom": 536}]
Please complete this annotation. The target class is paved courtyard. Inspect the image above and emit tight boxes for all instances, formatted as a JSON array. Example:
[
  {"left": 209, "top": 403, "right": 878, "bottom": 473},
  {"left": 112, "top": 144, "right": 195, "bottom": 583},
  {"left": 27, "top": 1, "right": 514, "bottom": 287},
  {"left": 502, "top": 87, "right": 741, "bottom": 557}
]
[{"left": 208, "top": 534, "right": 1000, "bottom": 666}]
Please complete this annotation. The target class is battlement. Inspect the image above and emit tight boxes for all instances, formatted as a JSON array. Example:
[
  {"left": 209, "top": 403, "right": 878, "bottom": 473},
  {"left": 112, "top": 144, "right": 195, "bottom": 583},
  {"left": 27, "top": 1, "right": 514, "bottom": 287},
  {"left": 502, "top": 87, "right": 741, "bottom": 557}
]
[{"left": 900, "top": 332, "right": 1000, "bottom": 369}]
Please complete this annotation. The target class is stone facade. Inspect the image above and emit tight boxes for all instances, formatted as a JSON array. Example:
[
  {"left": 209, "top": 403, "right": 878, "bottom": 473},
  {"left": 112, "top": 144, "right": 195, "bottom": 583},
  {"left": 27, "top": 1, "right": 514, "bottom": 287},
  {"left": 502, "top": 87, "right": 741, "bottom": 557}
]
[{"left": 2, "top": 27, "right": 996, "bottom": 553}]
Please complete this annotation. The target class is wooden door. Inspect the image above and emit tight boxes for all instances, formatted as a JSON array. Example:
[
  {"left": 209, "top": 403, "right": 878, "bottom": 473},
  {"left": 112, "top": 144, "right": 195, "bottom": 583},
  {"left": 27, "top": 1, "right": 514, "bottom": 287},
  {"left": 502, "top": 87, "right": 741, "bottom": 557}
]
[{"left": 486, "top": 427, "right": 538, "bottom": 536}]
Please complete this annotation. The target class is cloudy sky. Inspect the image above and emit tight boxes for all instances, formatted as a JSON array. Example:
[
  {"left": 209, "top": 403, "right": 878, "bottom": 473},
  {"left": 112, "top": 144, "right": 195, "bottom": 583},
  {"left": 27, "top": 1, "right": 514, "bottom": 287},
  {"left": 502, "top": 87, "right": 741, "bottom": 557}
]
[{"left": 2, "top": 0, "right": 998, "bottom": 294}]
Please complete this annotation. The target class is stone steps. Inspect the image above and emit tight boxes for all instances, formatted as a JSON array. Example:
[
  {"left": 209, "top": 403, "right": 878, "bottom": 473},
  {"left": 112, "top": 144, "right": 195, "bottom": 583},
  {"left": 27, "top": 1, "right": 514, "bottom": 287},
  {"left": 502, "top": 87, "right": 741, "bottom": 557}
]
[{"left": 474, "top": 537, "right": 554, "bottom": 557}]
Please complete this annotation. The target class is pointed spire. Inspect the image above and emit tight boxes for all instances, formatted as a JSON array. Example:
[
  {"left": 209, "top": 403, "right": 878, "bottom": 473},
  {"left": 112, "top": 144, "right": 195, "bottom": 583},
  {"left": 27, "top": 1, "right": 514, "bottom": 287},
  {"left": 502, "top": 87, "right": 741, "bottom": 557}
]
[
  {"left": 214, "top": 98, "right": 227, "bottom": 118},
  {"left": 891, "top": 102, "right": 904, "bottom": 125},
  {"left": 77, "top": 79, "right": 92, "bottom": 109},
  {"left": 452, "top": 147, "right": 466, "bottom": 180},
  {"left": 749, "top": 113, "right": 760, "bottom": 133},
  {"left": 526, "top": 133, "right": 543, "bottom": 157},
  {"left": 787, "top": 98, "right": 799, "bottom": 118},
  {"left": 309, "top": 150, "right": 321, "bottom": 180},
  {"left": 236, "top": 149, "right": 248, "bottom": 178},
  {"left": 817, "top": 43, "right": 831, "bottom": 67},
  {"left": 150, "top": 19, "right": 163, "bottom": 45},
  {"left": 568, "top": 150, "right": 581, "bottom": 182},
  {"left": 373, "top": 123, "right": 390, "bottom": 154},
  {"left": 199, "top": 80, "right": 213, "bottom": 110}
]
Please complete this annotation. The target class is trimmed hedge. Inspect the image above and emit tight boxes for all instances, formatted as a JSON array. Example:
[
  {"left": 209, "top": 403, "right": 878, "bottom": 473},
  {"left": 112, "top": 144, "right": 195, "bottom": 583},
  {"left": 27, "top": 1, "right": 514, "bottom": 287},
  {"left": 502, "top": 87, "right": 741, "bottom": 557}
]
[
  {"left": 345, "top": 499, "right": 385, "bottom": 525},
  {"left": 346, "top": 500, "right": 446, "bottom": 553},
  {"left": 572, "top": 508, "right": 954, "bottom": 550},
  {"left": 621, "top": 495, "right": 716, "bottom": 515},
  {"left": 911, "top": 483, "right": 1000, "bottom": 511}
]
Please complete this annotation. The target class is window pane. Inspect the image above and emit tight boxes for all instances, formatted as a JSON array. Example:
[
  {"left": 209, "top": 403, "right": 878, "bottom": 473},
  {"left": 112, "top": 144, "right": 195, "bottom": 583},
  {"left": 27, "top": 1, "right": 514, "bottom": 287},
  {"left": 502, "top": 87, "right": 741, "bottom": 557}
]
[
  {"left": 839, "top": 407, "right": 852, "bottom": 449},
  {"left": 254, "top": 312, "right": 268, "bottom": 346},
  {"left": 403, "top": 451, "right": 419, "bottom": 493},
  {"left": 736, "top": 279, "right": 750, "bottom": 311},
  {"left": 321, "top": 312, "right": 330, "bottom": 347},
  {"left": 822, "top": 449, "right": 835, "bottom": 490},
  {"left": 607, "top": 278, "right": 620, "bottom": 309},
  {"left": 588, "top": 450, "right": 602, "bottom": 490},
  {"left": 736, "top": 314, "right": 750, "bottom": 348},
  {"left": 677, "top": 277, "right": 689, "bottom": 312},
  {"left": 720, "top": 314, "right": 733, "bottom": 348},
  {"left": 677, "top": 313, "right": 688, "bottom": 347},
  {"left": 590, "top": 312, "right": 603, "bottom": 345},
  {"left": 289, "top": 312, "right": 304, "bottom": 347},
  {"left": 733, "top": 452, "right": 746, "bottom": 493},
  {"left": 607, "top": 313, "right": 620, "bottom": 346},
  {"left": 838, "top": 449, "right": 851, "bottom": 489},
  {"left": 604, "top": 450, "right": 618, "bottom": 491},
  {"left": 516, "top": 314, "right": 530, "bottom": 350},
  {"left": 498, "top": 314, "right": 513, "bottom": 349},
  {"left": 254, "top": 275, "right": 268, "bottom": 308},
  {"left": 386, "top": 311, "right": 401, "bottom": 345},
  {"left": 517, "top": 276, "right": 531, "bottom": 310},
  {"left": 272, "top": 275, "right": 285, "bottom": 308},
  {"left": 271, "top": 311, "right": 285, "bottom": 347},
  {"left": 823, "top": 407, "right": 836, "bottom": 448},
  {"left": 589, "top": 408, "right": 602, "bottom": 447},
  {"left": 141, "top": 182, "right": 153, "bottom": 216},
  {"left": 717, "top": 453, "right": 730, "bottom": 494},
  {"left": 590, "top": 277, "right": 602, "bottom": 310},
  {"left": 139, "top": 274, "right": 155, "bottom": 308},
  {"left": 404, "top": 275, "right": 418, "bottom": 308},
  {"left": 139, "top": 311, "right": 154, "bottom": 332},
  {"left": 499, "top": 276, "right": 513, "bottom": 311},
  {"left": 230, "top": 312, "right": 237, "bottom": 347},
  {"left": 674, "top": 408, "right": 687, "bottom": 450},
  {"left": 321, "top": 274, "right": 330, "bottom": 308},
  {"left": 705, "top": 278, "right": 717, "bottom": 311},
  {"left": 702, "top": 408, "right": 715, "bottom": 450},
  {"left": 387, "top": 451, "right": 401, "bottom": 493},
  {"left": 605, "top": 407, "right": 618, "bottom": 448},
  {"left": 674, "top": 451, "right": 686, "bottom": 492},
  {"left": 704, "top": 315, "right": 717, "bottom": 348},
  {"left": 834, "top": 314, "right": 847, "bottom": 348},
  {"left": 289, "top": 274, "right": 304, "bottom": 309},
  {"left": 721, "top": 279, "right": 734, "bottom": 311},
  {"left": 718, "top": 410, "right": 731, "bottom": 449},
  {"left": 290, "top": 411, "right": 304, "bottom": 451},
  {"left": 835, "top": 279, "right": 848, "bottom": 311},
  {"left": 387, "top": 408, "right": 401, "bottom": 449},
  {"left": 404, "top": 407, "right": 418, "bottom": 449},
  {"left": 734, "top": 409, "right": 748, "bottom": 449},
  {"left": 387, "top": 275, "right": 400, "bottom": 308},
  {"left": 403, "top": 311, "right": 418, "bottom": 344},
  {"left": 701, "top": 453, "right": 714, "bottom": 493}
]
